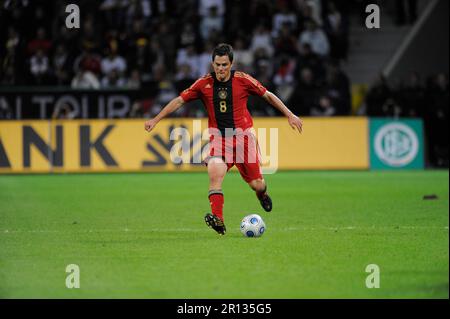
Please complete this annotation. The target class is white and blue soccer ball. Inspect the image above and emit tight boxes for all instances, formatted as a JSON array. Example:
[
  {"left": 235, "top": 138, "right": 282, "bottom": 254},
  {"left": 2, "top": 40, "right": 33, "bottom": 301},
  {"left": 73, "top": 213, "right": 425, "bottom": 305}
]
[{"left": 240, "top": 214, "right": 266, "bottom": 237}]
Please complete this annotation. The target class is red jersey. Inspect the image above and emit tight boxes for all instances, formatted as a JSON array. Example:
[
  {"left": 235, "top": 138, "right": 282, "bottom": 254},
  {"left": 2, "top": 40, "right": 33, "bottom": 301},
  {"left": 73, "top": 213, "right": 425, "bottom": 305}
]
[{"left": 180, "top": 71, "right": 267, "bottom": 135}]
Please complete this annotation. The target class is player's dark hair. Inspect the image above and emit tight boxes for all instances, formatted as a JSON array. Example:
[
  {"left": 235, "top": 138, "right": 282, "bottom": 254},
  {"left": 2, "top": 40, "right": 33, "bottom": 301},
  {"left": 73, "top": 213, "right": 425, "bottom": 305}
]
[{"left": 212, "top": 43, "right": 234, "bottom": 63}]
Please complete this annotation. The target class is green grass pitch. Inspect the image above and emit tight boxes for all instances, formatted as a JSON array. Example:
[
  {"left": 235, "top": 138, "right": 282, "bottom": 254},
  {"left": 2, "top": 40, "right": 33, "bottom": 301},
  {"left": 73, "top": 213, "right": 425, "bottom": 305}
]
[{"left": 0, "top": 170, "right": 448, "bottom": 298}]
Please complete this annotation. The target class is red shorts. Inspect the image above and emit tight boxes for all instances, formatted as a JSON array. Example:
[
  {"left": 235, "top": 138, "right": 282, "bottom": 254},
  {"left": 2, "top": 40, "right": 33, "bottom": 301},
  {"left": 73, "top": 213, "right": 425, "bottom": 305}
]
[{"left": 205, "top": 130, "right": 263, "bottom": 183}]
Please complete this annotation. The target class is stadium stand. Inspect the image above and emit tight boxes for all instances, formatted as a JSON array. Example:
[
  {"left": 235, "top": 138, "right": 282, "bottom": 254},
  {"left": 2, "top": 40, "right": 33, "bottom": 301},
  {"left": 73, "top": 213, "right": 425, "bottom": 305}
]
[{"left": 0, "top": 0, "right": 448, "bottom": 166}]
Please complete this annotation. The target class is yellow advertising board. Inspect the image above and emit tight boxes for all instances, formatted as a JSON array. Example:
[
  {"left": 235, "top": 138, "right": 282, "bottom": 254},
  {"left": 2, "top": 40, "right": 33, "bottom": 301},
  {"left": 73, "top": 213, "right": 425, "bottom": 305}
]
[{"left": 0, "top": 117, "right": 368, "bottom": 173}]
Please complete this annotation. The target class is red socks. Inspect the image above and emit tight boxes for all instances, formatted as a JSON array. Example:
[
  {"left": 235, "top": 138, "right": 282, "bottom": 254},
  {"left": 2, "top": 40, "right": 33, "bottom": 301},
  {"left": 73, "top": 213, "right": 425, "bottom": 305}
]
[{"left": 208, "top": 190, "right": 224, "bottom": 221}]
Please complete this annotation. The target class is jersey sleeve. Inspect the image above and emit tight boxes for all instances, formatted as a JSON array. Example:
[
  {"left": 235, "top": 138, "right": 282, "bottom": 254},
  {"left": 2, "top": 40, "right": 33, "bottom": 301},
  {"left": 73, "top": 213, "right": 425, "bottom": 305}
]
[
  {"left": 242, "top": 73, "right": 267, "bottom": 97},
  {"left": 180, "top": 78, "right": 203, "bottom": 102}
]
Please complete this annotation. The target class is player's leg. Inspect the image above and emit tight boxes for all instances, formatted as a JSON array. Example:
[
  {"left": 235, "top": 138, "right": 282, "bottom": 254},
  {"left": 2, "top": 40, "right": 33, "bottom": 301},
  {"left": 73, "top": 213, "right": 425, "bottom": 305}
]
[
  {"left": 235, "top": 162, "right": 273, "bottom": 212},
  {"left": 204, "top": 157, "right": 228, "bottom": 235},
  {"left": 248, "top": 178, "right": 272, "bottom": 212},
  {"left": 207, "top": 157, "right": 227, "bottom": 221},
  {"left": 236, "top": 133, "right": 273, "bottom": 212},
  {"left": 248, "top": 178, "right": 266, "bottom": 192}
]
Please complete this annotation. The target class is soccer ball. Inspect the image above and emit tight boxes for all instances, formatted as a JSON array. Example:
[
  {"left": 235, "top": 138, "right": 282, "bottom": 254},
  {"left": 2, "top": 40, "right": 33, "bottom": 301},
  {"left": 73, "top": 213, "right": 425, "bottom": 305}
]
[{"left": 240, "top": 214, "right": 266, "bottom": 237}]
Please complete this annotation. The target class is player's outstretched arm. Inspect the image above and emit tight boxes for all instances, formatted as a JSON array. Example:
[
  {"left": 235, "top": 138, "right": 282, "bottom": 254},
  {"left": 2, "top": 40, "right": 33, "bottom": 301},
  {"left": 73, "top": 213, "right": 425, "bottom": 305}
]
[
  {"left": 144, "top": 96, "right": 185, "bottom": 132},
  {"left": 262, "top": 91, "right": 303, "bottom": 133}
]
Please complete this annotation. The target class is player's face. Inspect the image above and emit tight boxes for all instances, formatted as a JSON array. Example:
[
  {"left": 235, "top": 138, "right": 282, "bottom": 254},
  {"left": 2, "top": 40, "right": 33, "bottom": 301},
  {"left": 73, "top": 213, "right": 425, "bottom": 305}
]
[{"left": 212, "top": 55, "right": 233, "bottom": 82}]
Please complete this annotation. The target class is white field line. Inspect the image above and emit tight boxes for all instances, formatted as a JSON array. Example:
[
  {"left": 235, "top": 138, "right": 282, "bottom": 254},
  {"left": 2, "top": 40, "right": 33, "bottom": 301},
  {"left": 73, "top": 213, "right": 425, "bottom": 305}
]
[{"left": 1, "top": 226, "right": 448, "bottom": 234}]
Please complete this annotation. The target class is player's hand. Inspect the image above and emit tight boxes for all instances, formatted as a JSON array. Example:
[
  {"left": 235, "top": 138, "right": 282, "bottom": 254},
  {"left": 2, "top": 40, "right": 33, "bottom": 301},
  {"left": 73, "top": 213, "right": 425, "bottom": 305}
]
[
  {"left": 144, "top": 118, "right": 158, "bottom": 132},
  {"left": 288, "top": 114, "right": 303, "bottom": 133}
]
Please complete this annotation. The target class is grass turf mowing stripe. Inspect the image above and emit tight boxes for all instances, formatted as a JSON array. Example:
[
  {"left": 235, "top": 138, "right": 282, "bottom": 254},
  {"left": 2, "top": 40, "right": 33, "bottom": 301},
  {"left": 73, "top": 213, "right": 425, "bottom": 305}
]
[{"left": 0, "top": 170, "right": 448, "bottom": 298}]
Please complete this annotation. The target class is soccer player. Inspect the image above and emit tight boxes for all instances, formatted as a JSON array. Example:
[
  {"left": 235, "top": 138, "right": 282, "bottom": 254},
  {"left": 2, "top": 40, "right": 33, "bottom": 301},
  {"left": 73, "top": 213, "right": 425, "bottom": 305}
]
[{"left": 145, "top": 43, "right": 303, "bottom": 235}]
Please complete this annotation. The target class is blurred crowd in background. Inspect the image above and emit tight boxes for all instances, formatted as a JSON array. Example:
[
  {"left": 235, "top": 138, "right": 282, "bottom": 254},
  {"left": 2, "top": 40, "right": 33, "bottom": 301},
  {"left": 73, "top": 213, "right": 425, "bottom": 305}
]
[
  {"left": 1, "top": 0, "right": 354, "bottom": 118},
  {"left": 0, "top": 1, "right": 448, "bottom": 136},
  {"left": 366, "top": 72, "right": 448, "bottom": 167}
]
